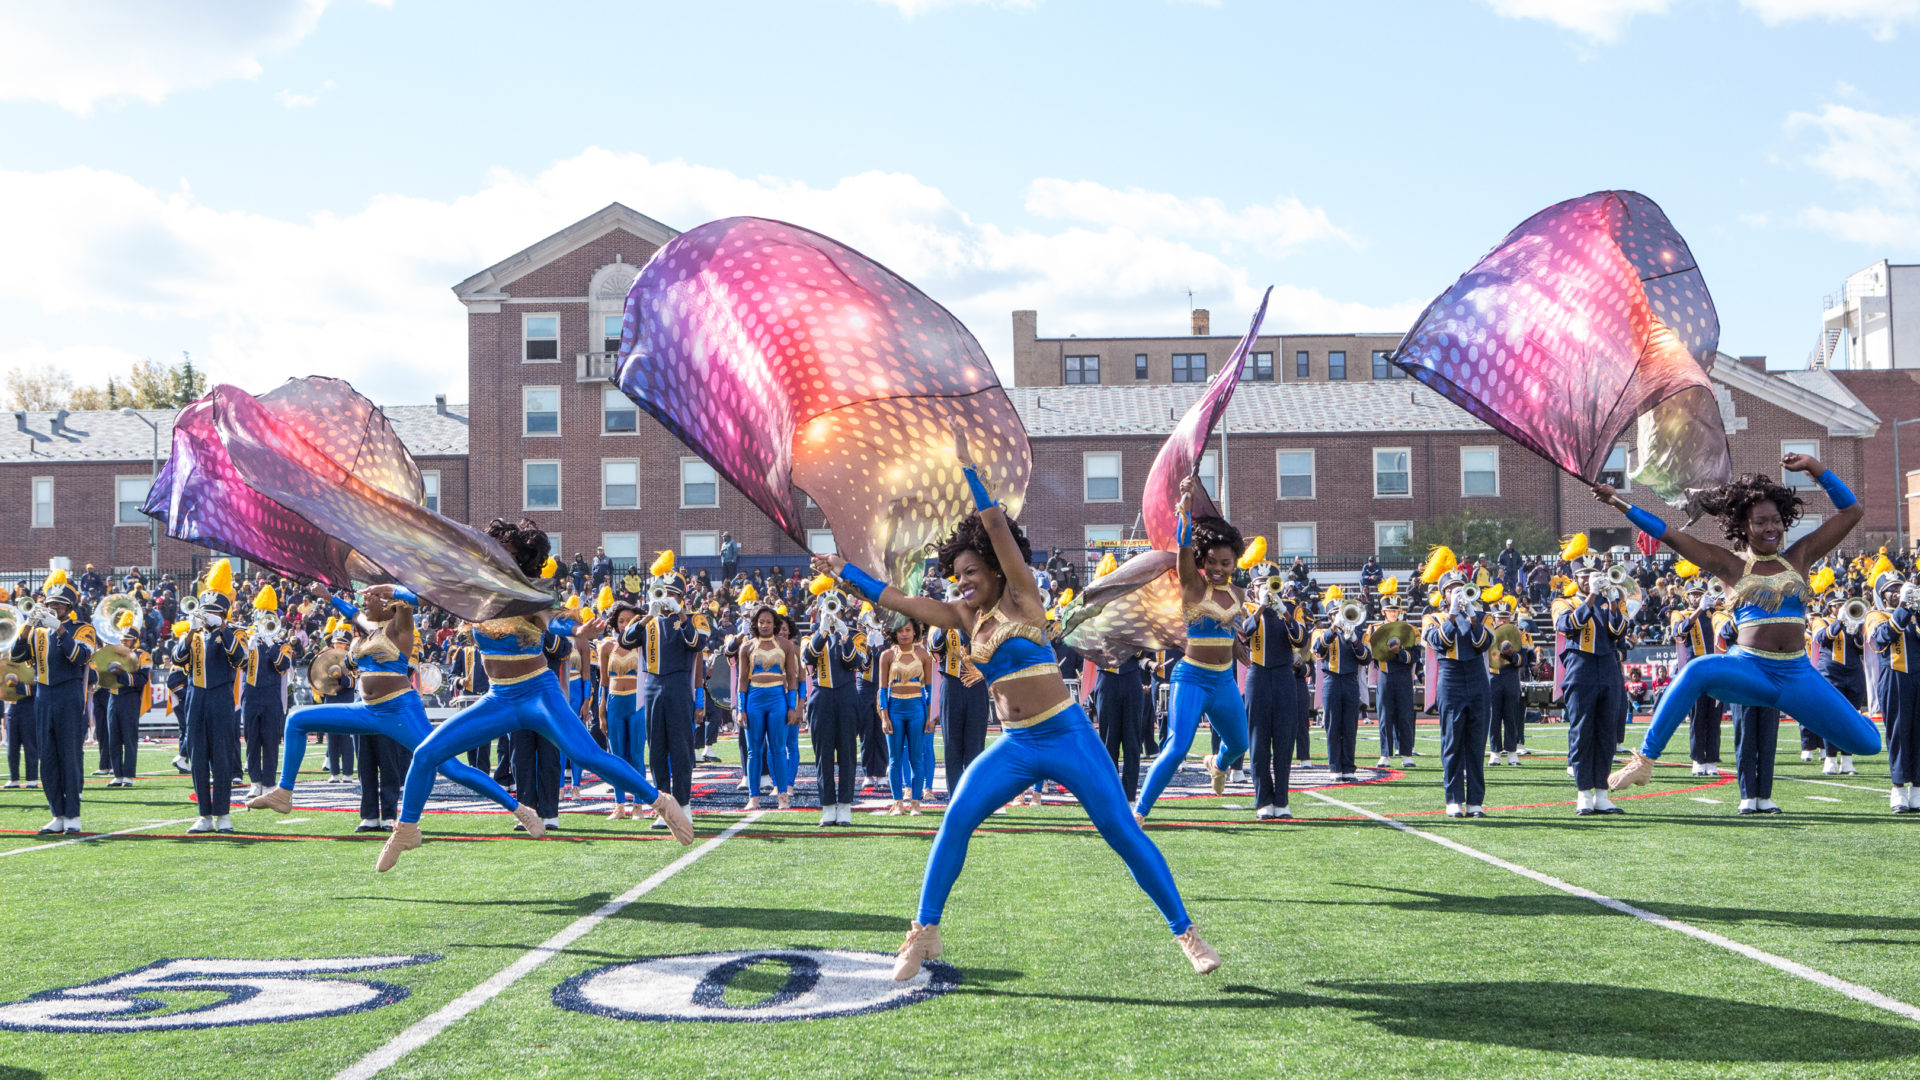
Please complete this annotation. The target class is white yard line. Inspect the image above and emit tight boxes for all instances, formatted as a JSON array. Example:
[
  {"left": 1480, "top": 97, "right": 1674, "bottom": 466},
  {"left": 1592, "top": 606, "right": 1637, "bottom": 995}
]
[
  {"left": 0, "top": 817, "right": 199, "bottom": 857},
  {"left": 1776, "top": 775, "right": 1890, "bottom": 795},
  {"left": 1303, "top": 789, "right": 1920, "bottom": 1024},
  {"left": 332, "top": 812, "right": 765, "bottom": 1080},
  {"left": 1806, "top": 796, "right": 1844, "bottom": 803}
]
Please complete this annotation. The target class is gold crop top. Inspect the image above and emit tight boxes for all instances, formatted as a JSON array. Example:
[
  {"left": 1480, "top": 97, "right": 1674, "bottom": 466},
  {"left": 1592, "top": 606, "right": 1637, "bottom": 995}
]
[
  {"left": 1183, "top": 588, "right": 1240, "bottom": 642},
  {"left": 888, "top": 651, "right": 925, "bottom": 690},
  {"left": 1730, "top": 551, "right": 1814, "bottom": 628},
  {"left": 747, "top": 638, "right": 787, "bottom": 686}
]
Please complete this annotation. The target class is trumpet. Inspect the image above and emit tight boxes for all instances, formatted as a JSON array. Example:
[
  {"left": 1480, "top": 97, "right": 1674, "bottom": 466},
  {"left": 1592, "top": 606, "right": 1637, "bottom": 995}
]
[
  {"left": 253, "top": 610, "right": 283, "bottom": 641},
  {"left": 1332, "top": 601, "right": 1367, "bottom": 634},
  {"left": 178, "top": 594, "right": 202, "bottom": 626},
  {"left": 1604, "top": 564, "right": 1632, "bottom": 589},
  {"left": 1839, "top": 597, "right": 1869, "bottom": 633}
]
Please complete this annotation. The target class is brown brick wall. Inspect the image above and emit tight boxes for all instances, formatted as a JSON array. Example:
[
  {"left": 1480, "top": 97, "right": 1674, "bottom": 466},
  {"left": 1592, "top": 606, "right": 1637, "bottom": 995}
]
[
  {"left": 0, "top": 461, "right": 214, "bottom": 572},
  {"left": 1011, "top": 311, "right": 1401, "bottom": 388},
  {"left": 1830, "top": 370, "right": 1920, "bottom": 547}
]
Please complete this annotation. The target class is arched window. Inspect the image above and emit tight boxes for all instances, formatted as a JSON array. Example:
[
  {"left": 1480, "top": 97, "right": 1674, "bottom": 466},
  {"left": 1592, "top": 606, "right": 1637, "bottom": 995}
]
[{"left": 587, "top": 262, "right": 640, "bottom": 356}]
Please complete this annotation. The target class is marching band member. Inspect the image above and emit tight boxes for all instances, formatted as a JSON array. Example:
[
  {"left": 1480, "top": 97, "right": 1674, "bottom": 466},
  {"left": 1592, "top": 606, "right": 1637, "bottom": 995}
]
[
  {"left": 620, "top": 556, "right": 710, "bottom": 818},
  {"left": 1243, "top": 567, "right": 1305, "bottom": 818},
  {"left": 1095, "top": 651, "right": 1152, "bottom": 803},
  {"left": 171, "top": 567, "right": 245, "bottom": 834},
  {"left": 1721, "top": 612, "right": 1780, "bottom": 813},
  {"left": 448, "top": 627, "right": 507, "bottom": 780},
  {"left": 599, "top": 602, "right": 647, "bottom": 821},
  {"left": 1559, "top": 569, "right": 1628, "bottom": 815},
  {"left": 1134, "top": 477, "right": 1250, "bottom": 819},
  {"left": 1314, "top": 592, "right": 1369, "bottom": 783},
  {"left": 814, "top": 440, "right": 1218, "bottom": 979},
  {"left": 11, "top": 572, "right": 94, "bottom": 833},
  {"left": 805, "top": 588, "right": 868, "bottom": 825},
  {"left": 383, "top": 519, "right": 695, "bottom": 870},
  {"left": 240, "top": 586, "right": 293, "bottom": 801},
  {"left": 1872, "top": 572, "right": 1920, "bottom": 813},
  {"left": 877, "top": 621, "right": 934, "bottom": 818},
  {"left": 930, "top": 617, "right": 990, "bottom": 796},
  {"left": 1813, "top": 592, "right": 1869, "bottom": 777},
  {"left": 320, "top": 622, "right": 358, "bottom": 783},
  {"left": 1372, "top": 591, "right": 1417, "bottom": 771},
  {"left": 3, "top": 658, "right": 35, "bottom": 790},
  {"left": 1605, "top": 459, "right": 1882, "bottom": 794},
  {"left": 1425, "top": 572, "right": 1493, "bottom": 817},
  {"left": 736, "top": 605, "right": 798, "bottom": 812},
  {"left": 856, "top": 607, "right": 890, "bottom": 790},
  {"left": 1485, "top": 602, "right": 1533, "bottom": 767},
  {"left": 1671, "top": 579, "right": 1725, "bottom": 777},
  {"left": 104, "top": 624, "right": 150, "bottom": 788}
]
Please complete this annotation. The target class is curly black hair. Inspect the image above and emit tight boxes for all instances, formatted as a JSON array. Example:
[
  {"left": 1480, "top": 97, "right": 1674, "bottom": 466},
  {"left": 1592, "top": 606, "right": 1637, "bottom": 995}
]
[
  {"left": 890, "top": 620, "right": 926, "bottom": 645},
  {"left": 1695, "top": 475, "right": 1804, "bottom": 548},
  {"left": 605, "top": 600, "right": 642, "bottom": 628},
  {"left": 748, "top": 604, "right": 780, "bottom": 634},
  {"left": 1190, "top": 514, "right": 1246, "bottom": 562},
  {"left": 935, "top": 512, "right": 1032, "bottom": 579},
  {"left": 487, "top": 516, "right": 551, "bottom": 579}
]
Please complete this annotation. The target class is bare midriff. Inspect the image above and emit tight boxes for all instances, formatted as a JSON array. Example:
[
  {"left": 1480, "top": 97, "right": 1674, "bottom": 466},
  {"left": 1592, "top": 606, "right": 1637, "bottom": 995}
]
[
  {"left": 483, "top": 655, "right": 548, "bottom": 683},
  {"left": 359, "top": 673, "right": 413, "bottom": 701}
]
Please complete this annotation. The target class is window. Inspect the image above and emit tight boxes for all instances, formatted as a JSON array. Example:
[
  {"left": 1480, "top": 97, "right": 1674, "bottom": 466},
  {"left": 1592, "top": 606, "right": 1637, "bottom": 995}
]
[
  {"left": 1374, "top": 448, "right": 1411, "bottom": 497},
  {"left": 681, "top": 531, "right": 720, "bottom": 558},
  {"left": 1461, "top": 446, "right": 1499, "bottom": 497},
  {"left": 601, "top": 532, "right": 639, "bottom": 564},
  {"left": 1083, "top": 452, "right": 1122, "bottom": 502},
  {"left": 602, "top": 459, "right": 638, "bottom": 508},
  {"left": 1782, "top": 440, "right": 1820, "bottom": 488},
  {"left": 1599, "top": 444, "right": 1631, "bottom": 490},
  {"left": 31, "top": 477, "right": 52, "bottom": 528},
  {"left": 545, "top": 532, "right": 562, "bottom": 560},
  {"left": 1276, "top": 450, "right": 1315, "bottom": 499},
  {"left": 523, "top": 386, "right": 559, "bottom": 436},
  {"left": 1328, "top": 350, "right": 1347, "bottom": 380},
  {"left": 1294, "top": 351, "right": 1309, "bottom": 379},
  {"left": 807, "top": 530, "right": 837, "bottom": 555},
  {"left": 1786, "top": 513, "right": 1821, "bottom": 545},
  {"left": 523, "top": 461, "right": 560, "bottom": 510},
  {"left": 1371, "top": 349, "right": 1406, "bottom": 379},
  {"left": 1198, "top": 450, "right": 1219, "bottom": 500},
  {"left": 1085, "top": 525, "right": 1124, "bottom": 546},
  {"left": 680, "top": 458, "right": 718, "bottom": 507},
  {"left": 1375, "top": 521, "right": 1412, "bottom": 559},
  {"left": 602, "top": 386, "right": 637, "bottom": 434},
  {"left": 1277, "top": 523, "right": 1317, "bottom": 557},
  {"left": 420, "top": 470, "right": 440, "bottom": 514},
  {"left": 1064, "top": 355, "right": 1100, "bottom": 384},
  {"left": 1240, "top": 351, "right": 1274, "bottom": 381},
  {"left": 602, "top": 314, "right": 623, "bottom": 355},
  {"left": 1171, "top": 354, "right": 1206, "bottom": 383},
  {"left": 1134, "top": 353, "right": 1149, "bottom": 380},
  {"left": 523, "top": 314, "right": 559, "bottom": 363},
  {"left": 115, "top": 475, "right": 149, "bottom": 525}
]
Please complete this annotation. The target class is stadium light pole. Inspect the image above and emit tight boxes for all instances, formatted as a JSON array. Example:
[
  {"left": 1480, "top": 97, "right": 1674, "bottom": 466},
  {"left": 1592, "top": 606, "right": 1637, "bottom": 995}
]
[{"left": 122, "top": 407, "right": 159, "bottom": 573}]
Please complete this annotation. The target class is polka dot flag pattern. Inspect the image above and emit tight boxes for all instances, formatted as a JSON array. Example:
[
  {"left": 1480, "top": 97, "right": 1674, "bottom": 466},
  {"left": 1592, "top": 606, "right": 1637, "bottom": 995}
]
[
  {"left": 612, "top": 217, "right": 1030, "bottom": 593},
  {"left": 1391, "top": 190, "right": 1732, "bottom": 507},
  {"left": 1061, "top": 290, "right": 1271, "bottom": 668},
  {"left": 142, "top": 377, "right": 554, "bottom": 621}
]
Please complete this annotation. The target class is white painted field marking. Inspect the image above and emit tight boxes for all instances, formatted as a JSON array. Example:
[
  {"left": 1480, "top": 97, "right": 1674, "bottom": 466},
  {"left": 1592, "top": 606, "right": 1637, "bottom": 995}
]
[
  {"left": 1690, "top": 798, "right": 1722, "bottom": 804},
  {"left": 1806, "top": 796, "right": 1843, "bottom": 803},
  {"left": 331, "top": 812, "right": 765, "bottom": 1080},
  {"left": 0, "top": 817, "right": 198, "bottom": 857},
  {"left": 1304, "top": 789, "right": 1920, "bottom": 1023},
  {"left": 1777, "top": 776, "right": 1889, "bottom": 795}
]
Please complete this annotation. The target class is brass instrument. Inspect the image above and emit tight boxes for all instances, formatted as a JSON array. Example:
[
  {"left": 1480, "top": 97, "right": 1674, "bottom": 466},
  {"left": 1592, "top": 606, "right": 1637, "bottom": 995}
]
[
  {"left": 0, "top": 604, "right": 23, "bottom": 653},
  {"left": 415, "top": 661, "right": 445, "bottom": 696},
  {"left": 1604, "top": 564, "right": 1632, "bottom": 589},
  {"left": 0, "top": 659, "right": 33, "bottom": 703},
  {"left": 178, "top": 594, "right": 202, "bottom": 626},
  {"left": 1839, "top": 597, "right": 1869, "bottom": 633},
  {"left": 91, "top": 643, "right": 133, "bottom": 693},
  {"left": 1333, "top": 601, "right": 1367, "bottom": 634},
  {"left": 1703, "top": 579, "right": 1729, "bottom": 606},
  {"left": 307, "top": 646, "right": 350, "bottom": 698},
  {"left": 1492, "top": 623, "right": 1525, "bottom": 661},
  {"left": 92, "top": 593, "right": 140, "bottom": 644},
  {"left": 1370, "top": 619, "right": 1415, "bottom": 663}
]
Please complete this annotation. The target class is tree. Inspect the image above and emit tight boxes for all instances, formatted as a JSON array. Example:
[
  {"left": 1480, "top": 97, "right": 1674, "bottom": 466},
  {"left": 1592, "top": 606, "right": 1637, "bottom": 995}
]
[
  {"left": 68, "top": 384, "right": 110, "bottom": 410},
  {"left": 124, "top": 358, "right": 175, "bottom": 408},
  {"left": 1410, "top": 508, "right": 1557, "bottom": 562},
  {"left": 3, "top": 363, "right": 75, "bottom": 410},
  {"left": 169, "top": 353, "right": 207, "bottom": 407}
]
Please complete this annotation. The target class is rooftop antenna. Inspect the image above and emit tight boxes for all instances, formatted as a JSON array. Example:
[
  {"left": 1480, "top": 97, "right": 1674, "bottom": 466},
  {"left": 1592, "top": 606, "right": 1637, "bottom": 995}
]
[{"left": 1186, "top": 289, "right": 1195, "bottom": 311}]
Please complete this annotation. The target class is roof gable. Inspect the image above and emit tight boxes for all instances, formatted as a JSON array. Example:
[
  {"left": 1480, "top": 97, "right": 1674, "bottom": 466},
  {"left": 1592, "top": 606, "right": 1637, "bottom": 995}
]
[{"left": 451, "top": 203, "right": 680, "bottom": 302}]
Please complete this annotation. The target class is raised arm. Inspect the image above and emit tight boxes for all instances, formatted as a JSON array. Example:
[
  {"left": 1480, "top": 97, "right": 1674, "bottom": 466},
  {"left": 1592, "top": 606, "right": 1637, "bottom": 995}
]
[
  {"left": 1590, "top": 483, "right": 1741, "bottom": 583},
  {"left": 1781, "top": 453, "right": 1863, "bottom": 570},
  {"left": 1174, "top": 476, "right": 1206, "bottom": 604},
  {"left": 812, "top": 554, "right": 964, "bottom": 630}
]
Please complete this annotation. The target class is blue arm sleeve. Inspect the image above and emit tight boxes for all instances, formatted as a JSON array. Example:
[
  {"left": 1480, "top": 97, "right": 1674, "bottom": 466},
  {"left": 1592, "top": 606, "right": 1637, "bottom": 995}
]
[
  {"left": 694, "top": 687, "right": 705, "bottom": 709},
  {"left": 389, "top": 585, "right": 419, "bottom": 606},
  {"left": 839, "top": 563, "right": 889, "bottom": 604},
  {"left": 1623, "top": 504, "right": 1668, "bottom": 540},
  {"left": 1817, "top": 470, "right": 1856, "bottom": 510},
  {"left": 961, "top": 464, "right": 997, "bottom": 511},
  {"left": 329, "top": 595, "right": 361, "bottom": 620}
]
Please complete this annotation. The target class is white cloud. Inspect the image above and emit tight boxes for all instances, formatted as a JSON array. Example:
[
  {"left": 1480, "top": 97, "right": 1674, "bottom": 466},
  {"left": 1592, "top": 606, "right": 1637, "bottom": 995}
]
[
  {"left": 1740, "top": 0, "right": 1920, "bottom": 40},
  {"left": 275, "top": 79, "right": 335, "bottom": 108},
  {"left": 1478, "top": 0, "right": 1673, "bottom": 42},
  {"left": 0, "top": 151, "right": 1418, "bottom": 406},
  {"left": 1024, "top": 179, "right": 1354, "bottom": 255},
  {"left": 0, "top": 0, "right": 333, "bottom": 113},
  {"left": 868, "top": 0, "right": 1037, "bottom": 15},
  {"left": 1787, "top": 104, "right": 1920, "bottom": 246}
]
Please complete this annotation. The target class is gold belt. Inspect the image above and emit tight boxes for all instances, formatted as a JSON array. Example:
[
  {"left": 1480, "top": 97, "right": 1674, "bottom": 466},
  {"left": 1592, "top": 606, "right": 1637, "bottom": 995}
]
[
  {"left": 1001, "top": 696, "right": 1072, "bottom": 729},
  {"left": 990, "top": 662, "right": 1056, "bottom": 685},
  {"left": 1730, "top": 645, "right": 1807, "bottom": 662},
  {"left": 1181, "top": 656, "right": 1234, "bottom": 672}
]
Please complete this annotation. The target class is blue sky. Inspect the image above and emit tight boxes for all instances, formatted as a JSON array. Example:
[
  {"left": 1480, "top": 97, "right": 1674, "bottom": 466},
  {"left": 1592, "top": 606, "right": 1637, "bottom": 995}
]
[{"left": 0, "top": 0, "right": 1915, "bottom": 405}]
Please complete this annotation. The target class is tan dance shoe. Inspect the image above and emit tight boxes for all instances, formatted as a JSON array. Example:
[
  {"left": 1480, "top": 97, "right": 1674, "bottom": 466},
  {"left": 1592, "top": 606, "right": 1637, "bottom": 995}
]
[
  {"left": 1204, "top": 754, "right": 1226, "bottom": 795},
  {"left": 375, "top": 821, "right": 421, "bottom": 872},
  {"left": 1176, "top": 926, "right": 1221, "bottom": 974},
  {"left": 650, "top": 792, "right": 696, "bottom": 845},
  {"left": 1608, "top": 751, "right": 1656, "bottom": 792},
  {"left": 247, "top": 786, "right": 293, "bottom": 814},
  {"left": 892, "top": 921, "right": 943, "bottom": 981},
  {"left": 513, "top": 804, "right": 547, "bottom": 838}
]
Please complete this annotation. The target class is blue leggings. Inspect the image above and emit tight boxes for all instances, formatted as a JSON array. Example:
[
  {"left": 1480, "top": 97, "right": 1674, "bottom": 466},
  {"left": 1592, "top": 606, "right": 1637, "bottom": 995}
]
[
  {"left": 1642, "top": 648, "right": 1882, "bottom": 759},
  {"left": 399, "top": 674, "right": 659, "bottom": 824},
  {"left": 741, "top": 685, "right": 790, "bottom": 796},
  {"left": 917, "top": 705, "right": 1191, "bottom": 935},
  {"left": 1134, "top": 660, "right": 1249, "bottom": 818},
  {"left": 281, "top": 693, "right": 518, "bottom": 812},
  {"left": 887, "top": 691, "right": 931, "bottom": 800},
  {"left": 605, "top": 691, "right": 645, "bottom": 805}
]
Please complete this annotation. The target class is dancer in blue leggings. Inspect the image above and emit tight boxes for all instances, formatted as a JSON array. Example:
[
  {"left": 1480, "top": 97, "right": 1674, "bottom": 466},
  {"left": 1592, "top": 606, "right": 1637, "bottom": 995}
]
[
  {"left": 249, "top": 584, "right": 536, "bottom": 835},
  {"left": 878, "top": 622, "right": 934, "bottom": 814},
  {"left": 376, "top": 518, "right": 696, "bottom": 871},
  {"left": 599, "top": 603, "right": 647, "bottom": 820},
  {"left": 734, "top": 605, "right": 799, "bottom": 811},
  {"left": 1134, "top": 476, "right": 1250, "bottom": 819},
  {"left": 1603, "top": 454, "right": 1882, "bottom": 794},
  {"left": 813, "top": 434, "right": 1219, "bottom": 980}
]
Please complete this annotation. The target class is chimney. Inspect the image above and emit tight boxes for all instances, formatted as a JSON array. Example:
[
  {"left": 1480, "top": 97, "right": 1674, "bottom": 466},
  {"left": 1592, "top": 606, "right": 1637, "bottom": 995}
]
[
  {"left": 1738, "top": 354, "right": 1767, "bottom": 371},
  {"left": 12, "top": 411, "right": 25, "bottom": 433},
  {"left": 1191, "top": 309, "right": 1210, "bottom": 336},
  {"left": 52, "top": 409, "right": 69, "bottom": 432},
  {"left": 434, "top": 394, "right": 448, "bottom": 415}
]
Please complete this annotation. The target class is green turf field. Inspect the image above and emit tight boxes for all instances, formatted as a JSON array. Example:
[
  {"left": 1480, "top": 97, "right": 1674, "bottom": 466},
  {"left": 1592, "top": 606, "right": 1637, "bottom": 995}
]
[{"left": 4, "top": 719, "right": 1919, "bottom": 1080}]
